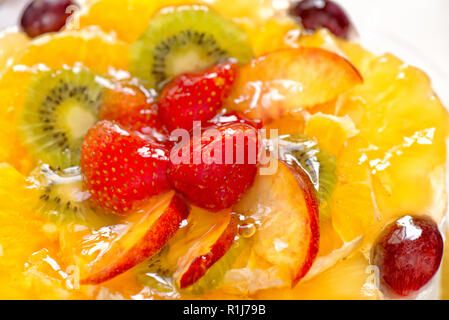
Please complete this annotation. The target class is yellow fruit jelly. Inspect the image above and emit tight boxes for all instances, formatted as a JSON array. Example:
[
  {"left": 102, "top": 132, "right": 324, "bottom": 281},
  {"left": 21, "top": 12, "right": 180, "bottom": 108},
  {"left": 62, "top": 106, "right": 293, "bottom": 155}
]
[{"left": 0, "top": 0, "right": 447, "bottom": 300}]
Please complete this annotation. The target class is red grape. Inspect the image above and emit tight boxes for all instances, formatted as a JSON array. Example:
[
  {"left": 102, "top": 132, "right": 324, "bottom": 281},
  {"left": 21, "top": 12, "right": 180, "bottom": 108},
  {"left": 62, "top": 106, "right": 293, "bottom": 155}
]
[
  {"left": 372, "top": 215, "right": 443, "bottom": 297},
  {"left": 289, "top": 0, "right": 352, "bottom": 39},
  {"left": 20, "top": 0, "right": 78, "bottom": 38}
]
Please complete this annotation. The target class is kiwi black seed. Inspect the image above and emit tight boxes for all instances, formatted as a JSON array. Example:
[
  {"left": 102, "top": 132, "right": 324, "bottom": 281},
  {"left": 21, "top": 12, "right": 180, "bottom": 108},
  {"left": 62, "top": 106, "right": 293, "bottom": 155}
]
[
  {"left": 130, "top": 5, "right": 254, "bottom": 89},
  {"left": 20, "top": 68, "right": 103, "bottom": 170},
  {"left": 34, "top": 164, "right": 117, "bottom": 227},
  {"left": 135, "top": 246, "right": 177, "bottom": 294},
  {"left": 279, "top": 133, "right": 338, "bottom": 219}
]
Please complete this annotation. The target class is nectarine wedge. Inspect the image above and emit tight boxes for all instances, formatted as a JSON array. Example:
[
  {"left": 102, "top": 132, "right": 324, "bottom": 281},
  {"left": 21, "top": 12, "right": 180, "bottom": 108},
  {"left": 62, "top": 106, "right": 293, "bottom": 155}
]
[
  {"left": 234, "top": 160, "right": 320, "bottom": 287},
  {"left": 64, "top": 191, "right": 189, "bottom": 285},
  {"left": 166, "top": 207, "right": 239, "bottom": 289},
  {"left": 226, "top": 47, "right": 362, "bottom": 123}
]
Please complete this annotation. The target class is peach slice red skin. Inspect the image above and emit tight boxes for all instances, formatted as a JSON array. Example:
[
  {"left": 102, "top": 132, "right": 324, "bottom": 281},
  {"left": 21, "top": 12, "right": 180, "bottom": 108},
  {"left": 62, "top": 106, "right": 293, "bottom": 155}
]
[
  {"left": 179, "top": 214, "right": 239, "bottom": 289},
  {"left": 81, "top": 193, "right": 190, "bottom": 285},
  {"left": 226, "top": 47, "right": 363, "bottom": 123},
  {"left": 284, "top": 162, "right": 320, "bottom": 286}
]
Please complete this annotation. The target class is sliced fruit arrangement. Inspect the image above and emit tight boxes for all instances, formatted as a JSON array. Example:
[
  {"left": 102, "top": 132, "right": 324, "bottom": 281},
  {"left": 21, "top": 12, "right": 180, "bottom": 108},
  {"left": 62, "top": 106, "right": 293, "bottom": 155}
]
[
  {"left": 130, "top": 5, "right": 253, "bottom": 89},
  {"left": 226, "top": 47, "right": 363, "bottom": 123},
  {"left": 0, "top": 0, "right": 446, "bottom": 301},
  {"left": 0, "top": 30, "right": 128, "bottom": 173},
  {"left": 62, "top": 191, "right": 189, "bottom": 285}
]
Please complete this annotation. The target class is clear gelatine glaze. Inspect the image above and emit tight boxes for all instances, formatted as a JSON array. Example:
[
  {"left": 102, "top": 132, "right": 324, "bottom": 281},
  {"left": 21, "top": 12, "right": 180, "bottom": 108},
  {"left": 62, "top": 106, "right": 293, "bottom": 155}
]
[{"left": 0, "top": 0, "right": 447, "bottom": 300}]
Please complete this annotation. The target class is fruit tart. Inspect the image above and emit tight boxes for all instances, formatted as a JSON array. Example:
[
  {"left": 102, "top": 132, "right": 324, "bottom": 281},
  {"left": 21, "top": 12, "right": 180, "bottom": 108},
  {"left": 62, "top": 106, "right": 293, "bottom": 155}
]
[{"left": 0, "top": 0, "right": 447, "bottom": 300}]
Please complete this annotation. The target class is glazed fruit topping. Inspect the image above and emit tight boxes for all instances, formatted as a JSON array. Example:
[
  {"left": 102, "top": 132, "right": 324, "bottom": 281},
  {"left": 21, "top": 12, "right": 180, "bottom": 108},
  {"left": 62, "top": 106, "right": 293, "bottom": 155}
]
[
  {"left": 20, "top": 0, "right": 78, "bottom": 38},
  {"left": 372, "top": 215, "right": 444, "bottom": 297},
  {"left": 99, "top": 84, "right": 167, "bottom": 142},
  {"left": 167, "top": 122, "right": 260, "bottom": 211},
  {"left": 158, "top": 61, "right": 238, "bottom": 132},
  {"left": 80, "top": 120, "right": 170, "bottom": 215},
  {"left": 289, "top": 0, "right": 352, "bottom": 39}
]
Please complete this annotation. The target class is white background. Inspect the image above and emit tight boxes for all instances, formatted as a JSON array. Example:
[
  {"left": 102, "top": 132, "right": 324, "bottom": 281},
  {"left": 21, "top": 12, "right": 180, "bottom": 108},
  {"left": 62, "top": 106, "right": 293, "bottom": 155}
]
[{"left": 0, "top": 0, "right": 448, "bottom": 103}]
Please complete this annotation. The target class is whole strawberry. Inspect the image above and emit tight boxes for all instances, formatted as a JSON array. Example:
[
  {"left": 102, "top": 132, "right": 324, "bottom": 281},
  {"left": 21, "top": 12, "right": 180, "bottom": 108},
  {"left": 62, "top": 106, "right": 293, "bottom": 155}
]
[
  {"left": 167, "top": 122, "right": 260, "bottom": 211},
  {"left": 158, "top": 61, "right": 238, "bottom": 132},
  {"left": 99, "top": 84, "right": 167, "bottom": 142},
  {"left": 81, "top": 120, "right": 170, "bottom": 214}
]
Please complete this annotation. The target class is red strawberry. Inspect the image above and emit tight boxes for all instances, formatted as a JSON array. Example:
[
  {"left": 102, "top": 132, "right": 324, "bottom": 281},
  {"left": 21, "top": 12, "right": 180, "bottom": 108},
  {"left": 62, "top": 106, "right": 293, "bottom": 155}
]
[
  {"left": 81, "top": 120, "right": 170, "bottom": 214},
  {"left": 99, "top": 84, "right": 167, "bottom": 142},
  {"left": 158, "top": 61, "right": 238, "bottom": 132},
  {"left": 208, "top": 111, "right": 263, "bottom": 130},
  {"left": 167, "top": 122, "right": 260, "bottom": 211}
]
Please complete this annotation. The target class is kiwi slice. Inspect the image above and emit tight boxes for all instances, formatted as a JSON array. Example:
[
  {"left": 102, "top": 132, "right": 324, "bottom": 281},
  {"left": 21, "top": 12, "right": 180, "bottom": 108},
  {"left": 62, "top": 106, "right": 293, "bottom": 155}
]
[
  {"left": 33, "top": 164, "right": 117, "bottom": 227},
  {"left": 130, "top": 5, "right": 254, "bottom": 89},
  {"left": 135, "top": 246, "right": 177, "bottom": 295},
  {"left": 279, "top": 133, "right": 338, "bottom": 218},
  {"left": 20, "top": 68, "right": 103, "bottom": 170}
]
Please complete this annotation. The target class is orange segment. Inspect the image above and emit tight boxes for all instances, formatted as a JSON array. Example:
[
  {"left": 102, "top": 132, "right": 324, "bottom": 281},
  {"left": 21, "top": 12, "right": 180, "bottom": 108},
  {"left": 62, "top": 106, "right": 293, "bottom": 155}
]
[
  {"left": 331, "top": 182, "right": 376, "bottom": 242},
  {"left": 0, "top": 164, "right": 63, "bottom": 298},
  {"left": 304, "top": 113, "right": 359, "bottom": 156},
  {"left": 74, "top": 0, "right": 195, "bottom": 43}
]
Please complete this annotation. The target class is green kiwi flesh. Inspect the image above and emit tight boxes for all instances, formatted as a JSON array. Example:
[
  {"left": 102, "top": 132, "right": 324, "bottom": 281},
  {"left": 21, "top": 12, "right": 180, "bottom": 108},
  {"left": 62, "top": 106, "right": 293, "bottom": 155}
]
[
  {"left": 135, "top": 246, "right": 178, "bottom": 295},
  {"left": 130, "top": 5, "right": 254, "bottom": 89},
  {"left": 279, "top": 133, "right": 338, "bottom": 218},
  {"left": 34, "top": 164, "right": 117, "bottom": 227},
  {"left": 20, "top": 68, "right": 103, "bottom": 170}
]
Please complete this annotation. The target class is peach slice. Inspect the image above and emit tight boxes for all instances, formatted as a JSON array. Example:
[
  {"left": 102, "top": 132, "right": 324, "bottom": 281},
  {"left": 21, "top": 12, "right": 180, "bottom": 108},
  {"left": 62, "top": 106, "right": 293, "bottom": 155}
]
[
  {"left": 166, "top": 207, "right": 239, "bottom": 289},
  {"left": 234, "top": 160, "right": 320, "bottom": 287},
  {"left": 64, "top": 191, "right": 189, "bottom": 285},
  {"left": 226, "top": 47, "right": 363, "bottom": 123}
]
